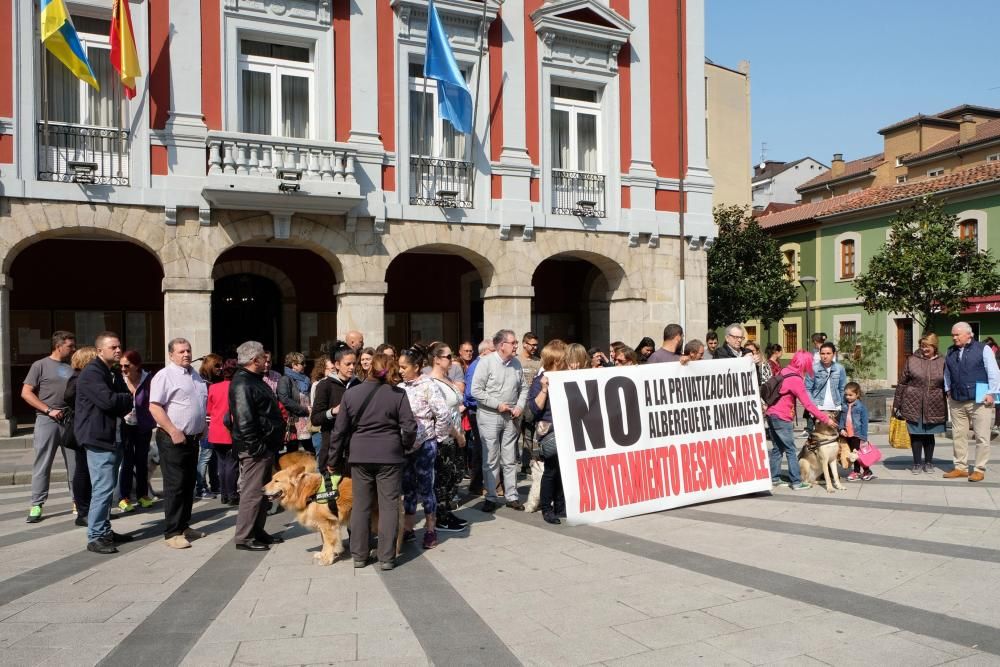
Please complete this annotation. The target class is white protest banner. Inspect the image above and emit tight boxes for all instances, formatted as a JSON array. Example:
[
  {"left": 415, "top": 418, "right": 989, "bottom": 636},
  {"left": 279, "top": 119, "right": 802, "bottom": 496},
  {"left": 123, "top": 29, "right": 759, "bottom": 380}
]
[{"left": 546, "top": 357, "right": 770, "bottom": 525}]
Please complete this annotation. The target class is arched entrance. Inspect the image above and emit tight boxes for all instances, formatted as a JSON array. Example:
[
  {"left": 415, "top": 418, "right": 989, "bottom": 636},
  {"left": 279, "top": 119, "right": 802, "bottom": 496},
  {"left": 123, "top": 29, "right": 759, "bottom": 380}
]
[
  {"left": 532, "top": 255, "right": 612, "bottom": 348},
  {"left": 9, "top": 238, "right": 164, "bottom": 422},
  {"left": 211, "top": 247, "right": 337, "bottom": 360},
  {"left": 384, "top": 250, "right": 484, "bottom": 348}
]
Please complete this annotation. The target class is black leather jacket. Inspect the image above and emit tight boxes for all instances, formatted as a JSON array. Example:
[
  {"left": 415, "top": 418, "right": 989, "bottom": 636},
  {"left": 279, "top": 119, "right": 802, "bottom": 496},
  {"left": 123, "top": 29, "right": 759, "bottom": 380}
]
[{"left": 228, "top": 367, "right": 284, "bottom": 456}]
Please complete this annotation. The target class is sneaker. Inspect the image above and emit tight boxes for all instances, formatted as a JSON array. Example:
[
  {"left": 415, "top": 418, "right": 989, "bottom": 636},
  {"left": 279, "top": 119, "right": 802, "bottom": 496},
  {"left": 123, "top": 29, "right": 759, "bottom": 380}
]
[
  {"left": 436, "top": 514, "right": 468, "bottom": 533},
  {"left": 790, "top": 482, "right": 812, "bottom": 490},
  {"left": 910, "top": 465, "right": 922, "bottom": 475},
  {"left": 923, "top": 463, "right": 935, "bottom": 474},
  {"left": 118, "top": 499, "right": 136, "bottom": 513},
  {"left": 74, "top": 516, "right": 88, "bottom": 527},
  {"left": 861, "top": 471, "right": 876, "bottom": 481},
  {"left": 403, "top": 529, "right": 416, "bottom": 543},
  {"left": 771, "top": 478, "right": 784, "bottom": 487},
  {"left": 422, "top": 529, "right": 438, "bottom": 549},
  {"left": 87, "top": 540, "right": 118, "bottom": 555},
  {"left": 479, "top": 500, "right": 499, "bottom": 513},
  {"left": 25, "top": 505, "right": 42, "bottom": 524},
  {"left": 379, "top": 561, "right": 394, "bottom": 571},
  {"left": 137, "top": 496, "right": 156, "bottom": 509},
  {"left": 106, "top": 531, "right": 134, "bottom": 544},
  {"left": 195, "top": 491, "right": 217, "bottom": 500},
  {"left": 447, "top": 511, "right": 468, "bottom": 528},
  {"left": 846, "top": 472, "right": 860, "bottom": 482}
]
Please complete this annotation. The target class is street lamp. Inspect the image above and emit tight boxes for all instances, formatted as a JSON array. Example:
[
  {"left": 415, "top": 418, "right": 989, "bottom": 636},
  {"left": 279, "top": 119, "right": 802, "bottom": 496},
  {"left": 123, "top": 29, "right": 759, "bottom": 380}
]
[{"left": 798, "top": 275, "right": 816, "bottom": 345}]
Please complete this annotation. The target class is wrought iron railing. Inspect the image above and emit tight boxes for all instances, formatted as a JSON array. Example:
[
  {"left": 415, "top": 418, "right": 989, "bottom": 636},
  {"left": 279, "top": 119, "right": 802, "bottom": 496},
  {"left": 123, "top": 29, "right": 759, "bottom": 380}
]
[
  {"left": 552, "top": 169, "right": 606, "bottom": 217},
  {"left": 36, "top": 121, "right": 130, "bottom": 186},
  {"left": 207, "top": 133, "right": 358, "bottom": 183},
  {"left": 410, "top": 156, "right": 473, "bottom": 208}
]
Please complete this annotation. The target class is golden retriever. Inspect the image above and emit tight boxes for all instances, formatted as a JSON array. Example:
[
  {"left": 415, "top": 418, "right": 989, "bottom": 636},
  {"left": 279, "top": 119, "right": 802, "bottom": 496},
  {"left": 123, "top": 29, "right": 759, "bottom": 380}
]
[
  {"left": 266, "top": 452, "right": 404, "bottom": 565},
  {"left": 798, "top": 421, "right": 853, "bottom": 493},
  {"left": 263, "top": 464, "right": 353, "bottom": 565}
]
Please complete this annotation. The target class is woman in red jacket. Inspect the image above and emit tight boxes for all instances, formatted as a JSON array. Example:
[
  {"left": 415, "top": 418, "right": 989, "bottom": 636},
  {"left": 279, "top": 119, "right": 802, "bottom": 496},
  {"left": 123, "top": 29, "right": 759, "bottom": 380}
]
[{"left": 206, "top": 360, "right": 238, "bottom": 506}]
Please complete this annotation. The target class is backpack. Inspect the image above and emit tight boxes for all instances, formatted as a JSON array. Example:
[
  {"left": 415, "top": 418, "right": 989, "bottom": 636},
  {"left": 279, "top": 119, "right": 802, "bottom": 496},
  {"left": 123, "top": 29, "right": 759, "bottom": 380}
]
[{"left": 760, "top": 371, "right": 790, "bottom": 407}]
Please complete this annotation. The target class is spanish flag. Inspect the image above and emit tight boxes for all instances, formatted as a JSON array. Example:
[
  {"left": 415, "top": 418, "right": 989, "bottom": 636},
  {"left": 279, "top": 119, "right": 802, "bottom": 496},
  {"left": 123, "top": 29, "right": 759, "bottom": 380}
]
[
  {"left": 110, "top": 0, "right": 140, "bottom": 99},
  {"left": 40, "top": 0, "right": 98, "bottom": 91}
]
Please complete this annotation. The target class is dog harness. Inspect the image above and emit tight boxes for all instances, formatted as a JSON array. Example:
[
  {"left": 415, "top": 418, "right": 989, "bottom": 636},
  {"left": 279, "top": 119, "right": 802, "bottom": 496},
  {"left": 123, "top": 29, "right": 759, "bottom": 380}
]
[
  {"left": 308, "top": 471, "right": 342, "bottom": 508},
  {"left": 805, "top": 435, "right": 840, "bottom": 452}
]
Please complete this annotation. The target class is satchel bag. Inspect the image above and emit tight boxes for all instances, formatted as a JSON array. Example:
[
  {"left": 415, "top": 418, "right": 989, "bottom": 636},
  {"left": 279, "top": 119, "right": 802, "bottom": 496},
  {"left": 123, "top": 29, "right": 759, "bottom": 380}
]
[
  {"left": 889, "top": 416, "right": 911, "bottom": 449},
  {"left": 856, "top": 440, "right": 883, "bottom": 468},
  {"left": 538, "top": 424, "right": 558, "bottom": 459}
]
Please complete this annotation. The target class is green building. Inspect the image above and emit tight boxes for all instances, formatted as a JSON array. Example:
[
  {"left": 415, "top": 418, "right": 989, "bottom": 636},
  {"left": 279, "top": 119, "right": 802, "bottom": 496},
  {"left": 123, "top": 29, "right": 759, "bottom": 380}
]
[{"left": 755, "top": 162, "right": 1000, "bottom": 388}]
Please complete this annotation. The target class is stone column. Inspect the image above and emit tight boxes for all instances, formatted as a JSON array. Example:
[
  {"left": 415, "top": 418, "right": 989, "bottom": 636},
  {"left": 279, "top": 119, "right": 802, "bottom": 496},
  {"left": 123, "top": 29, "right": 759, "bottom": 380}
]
[
  {"left": 163, "top": 278, "right": 214, "bottom": 359},
  {"left": 335, "top": 282, "right": 388, "bottom": 346},
  {"left": 482, "top": 285, "right": 534, "bottom": 341},
  {"left": 163, "top": 0, "right": 209, "bottom": 183},
  {"left": 0, "top": 275, "right": 15, "bottom": 436},
  {"left": 609, "top": 290, "right": 647, "bottom": 350}
]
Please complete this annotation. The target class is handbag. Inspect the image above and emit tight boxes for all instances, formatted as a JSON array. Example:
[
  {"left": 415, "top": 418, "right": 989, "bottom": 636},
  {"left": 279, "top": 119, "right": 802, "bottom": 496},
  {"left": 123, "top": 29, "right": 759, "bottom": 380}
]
[
  {"left": 856, "top": 440, "right": 883, "bottom": 468},
  {"left": 538, "top": 427, "right": 558, "bottom": 459},
  {"left": 888, "top": 416, "right": 911, "bottom": 449}
]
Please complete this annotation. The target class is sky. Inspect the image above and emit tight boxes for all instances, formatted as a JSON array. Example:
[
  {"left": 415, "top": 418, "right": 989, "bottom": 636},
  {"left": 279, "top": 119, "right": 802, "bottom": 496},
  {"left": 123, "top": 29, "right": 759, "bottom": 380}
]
[{"left": 705, "top": 0, "right": 1000, "bottom": 168}]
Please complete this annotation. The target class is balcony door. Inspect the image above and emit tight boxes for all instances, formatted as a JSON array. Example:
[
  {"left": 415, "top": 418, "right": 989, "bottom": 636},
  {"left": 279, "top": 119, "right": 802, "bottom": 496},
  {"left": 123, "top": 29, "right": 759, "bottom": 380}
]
[
  {"left": 408, "top": 63, "right": 472, "bottom": 207},
  {"left": 551, "top": 85, "right": 604, "bottom": 216}
]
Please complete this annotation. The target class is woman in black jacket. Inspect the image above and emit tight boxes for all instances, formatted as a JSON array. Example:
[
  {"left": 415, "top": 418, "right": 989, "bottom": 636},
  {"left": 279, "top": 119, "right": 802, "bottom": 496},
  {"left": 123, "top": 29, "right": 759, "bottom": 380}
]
[
  {"left": 312, "top": 345, "right": 360, "bottom": 473},
  {"left": 329, "top": 354, "right": 416, "bottom": 570},
  {"left": 63, "top": 346, "right": 97, "bottom": 526}
]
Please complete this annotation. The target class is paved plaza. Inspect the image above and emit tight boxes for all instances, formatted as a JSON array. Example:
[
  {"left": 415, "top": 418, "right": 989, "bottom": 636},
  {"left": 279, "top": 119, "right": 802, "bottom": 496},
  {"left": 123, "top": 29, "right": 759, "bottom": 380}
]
[{"left": 0, "top": 433, "right": 999, "bottom": 665}]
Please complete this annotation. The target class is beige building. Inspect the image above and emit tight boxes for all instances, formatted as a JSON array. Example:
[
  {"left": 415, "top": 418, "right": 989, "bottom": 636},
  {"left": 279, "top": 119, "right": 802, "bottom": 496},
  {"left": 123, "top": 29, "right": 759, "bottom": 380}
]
[
  {"left": 705, "top": 59, "right": 751, "bottom": 208},
  {"left": 798, "top": 104, "right": 1000, "bottom": 201}
]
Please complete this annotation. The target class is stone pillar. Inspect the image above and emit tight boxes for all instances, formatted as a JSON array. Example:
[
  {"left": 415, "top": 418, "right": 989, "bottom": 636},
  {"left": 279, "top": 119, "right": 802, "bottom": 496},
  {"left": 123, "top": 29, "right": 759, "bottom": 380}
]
[
  {"left": 0, "top": 275, "right": 16, "bottom": 436},
  {"left": 335, "top": 282, "right": 388, "bottom": 346},
  {"left": 482, "top": 285, "right": 533, "bottom": 341},
  {"left": 163, "top": 278, "right": 213, "bottom": 359},
  {"left": 609, "top": 291, "right": 647, "bottom": 350},
  {"left": 163, "top": 0, "right": 208, "bottom": 183}
]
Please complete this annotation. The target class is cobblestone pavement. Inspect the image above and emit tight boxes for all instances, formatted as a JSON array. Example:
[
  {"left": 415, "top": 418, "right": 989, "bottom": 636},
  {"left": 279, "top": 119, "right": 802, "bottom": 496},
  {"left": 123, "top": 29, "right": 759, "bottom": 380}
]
[{"left": 0, "top": 433, "right": 999, "bottom": 666}]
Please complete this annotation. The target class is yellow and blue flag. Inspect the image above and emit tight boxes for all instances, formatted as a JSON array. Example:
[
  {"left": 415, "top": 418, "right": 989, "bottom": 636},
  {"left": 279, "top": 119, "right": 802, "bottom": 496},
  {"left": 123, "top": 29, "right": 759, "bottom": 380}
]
[{"left": 40, "top": 0, "right": 99, "bottom": 91}]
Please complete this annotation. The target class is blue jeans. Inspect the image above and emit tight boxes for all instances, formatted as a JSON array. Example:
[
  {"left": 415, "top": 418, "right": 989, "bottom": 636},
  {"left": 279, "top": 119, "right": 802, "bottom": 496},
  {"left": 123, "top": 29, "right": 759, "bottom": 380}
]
[
  {"left": 195, "top": 441, "right": 215, "bottom": 495},
  {"left": 768, "top": 416, "right": 801, "bottom": 485},
  {"left": 86, "top": 446, "right": 122, "bottom": 542}
]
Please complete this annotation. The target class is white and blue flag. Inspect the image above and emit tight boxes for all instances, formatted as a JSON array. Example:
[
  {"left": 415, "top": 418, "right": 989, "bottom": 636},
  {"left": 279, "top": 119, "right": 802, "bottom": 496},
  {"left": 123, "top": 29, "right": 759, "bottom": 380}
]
[{"left": 424, "top": 0, "right": 473, "bottom": 134}]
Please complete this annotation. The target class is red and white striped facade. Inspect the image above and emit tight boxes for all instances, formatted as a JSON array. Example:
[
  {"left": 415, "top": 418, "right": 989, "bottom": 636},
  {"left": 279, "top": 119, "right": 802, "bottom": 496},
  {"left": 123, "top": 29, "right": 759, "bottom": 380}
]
[{"left": 0, "top": 0, "right": 713, "bottom": 434}]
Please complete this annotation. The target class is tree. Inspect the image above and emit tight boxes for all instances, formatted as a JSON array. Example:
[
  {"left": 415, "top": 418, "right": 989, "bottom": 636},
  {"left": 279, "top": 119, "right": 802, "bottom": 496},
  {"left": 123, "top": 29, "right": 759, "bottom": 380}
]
[
  {"left": 836, "top": 331, "right": 884, "bottom": 392},
  {"left": 854, "top": 197, "right": 1000, "bottom": 330},
  {"left": 707, "top": 205, "right": 798, "bottom": 332}
]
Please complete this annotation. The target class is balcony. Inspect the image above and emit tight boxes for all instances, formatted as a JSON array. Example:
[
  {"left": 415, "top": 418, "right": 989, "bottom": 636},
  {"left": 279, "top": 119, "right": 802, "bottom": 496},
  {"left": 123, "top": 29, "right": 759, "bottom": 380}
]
[
  {"left": 202, "top": 131, "right": 363, "bottom": 215},
  {"left": 410, "top": 156, "right": 474, "bottom": 208},
  {"left": 36, "top": 121, "right": 130, "bottom": 186},
  {"left": 552, "top": 169, "right": 606, "bottom": 217}
]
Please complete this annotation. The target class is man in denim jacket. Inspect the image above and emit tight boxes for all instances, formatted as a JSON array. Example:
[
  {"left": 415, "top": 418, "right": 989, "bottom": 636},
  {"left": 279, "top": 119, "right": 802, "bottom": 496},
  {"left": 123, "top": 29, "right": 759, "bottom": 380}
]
[{"left": 805, "top": 342, "right": 847, "bottom": 434}]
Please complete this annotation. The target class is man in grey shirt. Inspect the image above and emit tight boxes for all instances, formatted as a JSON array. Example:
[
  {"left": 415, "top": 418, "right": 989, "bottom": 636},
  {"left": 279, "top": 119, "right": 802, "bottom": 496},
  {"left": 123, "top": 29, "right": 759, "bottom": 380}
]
[
  {"left": 471, "top": 329, "right": 529, "bottom": 512},
  {"left": 22, "top": 331, "right": 76, "bottom": 523}
]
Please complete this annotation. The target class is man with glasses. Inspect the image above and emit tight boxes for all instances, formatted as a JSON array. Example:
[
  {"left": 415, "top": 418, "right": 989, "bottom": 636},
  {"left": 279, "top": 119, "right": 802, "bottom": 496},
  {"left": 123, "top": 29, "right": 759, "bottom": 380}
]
[
  {"left": 518, "top": 333, "right": 542, "bottom": 474},
  {"left": 715, "top": 324, "right": 746, "bottom": 359},
  {"left": 23, "top": 330, "right": 76, "bottom": 523},
  {"left": 943, "top": 321, "right": 1000, "bottom": 482},
  {"left": 471, "top": 329, "right": 530, "bottom": 512}
]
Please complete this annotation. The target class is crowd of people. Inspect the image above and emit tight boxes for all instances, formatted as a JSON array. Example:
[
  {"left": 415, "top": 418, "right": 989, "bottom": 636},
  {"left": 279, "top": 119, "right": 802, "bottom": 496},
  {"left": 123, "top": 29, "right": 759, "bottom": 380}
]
[{"left": 18, "top": 318, "right": 999, "bottom": 565}]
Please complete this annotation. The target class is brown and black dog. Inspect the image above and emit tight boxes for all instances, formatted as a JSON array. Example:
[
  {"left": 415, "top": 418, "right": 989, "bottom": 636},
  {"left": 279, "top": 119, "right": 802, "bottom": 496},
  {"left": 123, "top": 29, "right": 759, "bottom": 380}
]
[{"left": 798, "top": 420, "right": 853, "bottom": 493}]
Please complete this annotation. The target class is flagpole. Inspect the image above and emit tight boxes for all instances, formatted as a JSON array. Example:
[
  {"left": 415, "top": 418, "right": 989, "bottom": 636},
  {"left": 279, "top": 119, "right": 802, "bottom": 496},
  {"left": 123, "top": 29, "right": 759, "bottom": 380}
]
[
  {"left": 42, "top": 44, "right": 50, "bottom": 179},
  {"left": 466, "top": 0, "right": 490, "bottom": 208}
]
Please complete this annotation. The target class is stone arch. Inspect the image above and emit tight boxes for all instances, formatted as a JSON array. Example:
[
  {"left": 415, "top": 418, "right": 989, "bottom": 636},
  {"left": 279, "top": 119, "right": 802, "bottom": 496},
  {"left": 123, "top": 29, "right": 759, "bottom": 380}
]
[
  {"left": 0, "top": 201, "right": 167, "bottom": 275},
  {"left": 204, "top": 211, "right": 352, "bottom": 283},
  {"left": 379, "top": 224, "right": 500, "bottom": 287},
  {"left": 212, "top": 260, "right": 296, "bottom": 300},
  {"left": 531, "top": 247, "right": 631, "bottom": 299}
]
